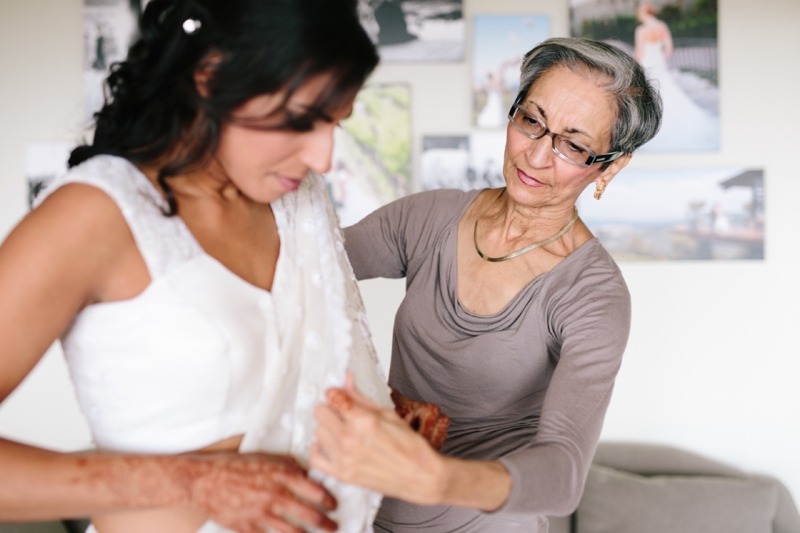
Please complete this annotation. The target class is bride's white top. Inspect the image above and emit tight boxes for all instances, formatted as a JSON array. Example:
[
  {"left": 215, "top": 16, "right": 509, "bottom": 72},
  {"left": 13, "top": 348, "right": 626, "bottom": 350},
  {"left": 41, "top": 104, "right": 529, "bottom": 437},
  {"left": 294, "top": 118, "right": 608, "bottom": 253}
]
[{"left": 36, "top": 155, "right": 391, "bottom": 532}]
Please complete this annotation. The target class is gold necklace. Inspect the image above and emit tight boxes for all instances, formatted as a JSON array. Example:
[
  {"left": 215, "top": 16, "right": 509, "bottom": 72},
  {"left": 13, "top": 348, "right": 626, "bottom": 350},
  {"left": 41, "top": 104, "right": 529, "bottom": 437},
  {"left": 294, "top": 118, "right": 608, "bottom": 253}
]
[{"left": 473, "top": 189, "right": 579, "bottom": 263}]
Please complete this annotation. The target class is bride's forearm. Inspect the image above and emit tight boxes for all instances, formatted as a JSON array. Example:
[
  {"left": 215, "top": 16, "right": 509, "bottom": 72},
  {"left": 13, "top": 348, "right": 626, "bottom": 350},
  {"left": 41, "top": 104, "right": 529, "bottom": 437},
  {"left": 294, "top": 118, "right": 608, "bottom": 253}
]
[
  {"left": 0, "top": 438, "right": 195, "bottom": 521},
  {"left": 0, "top": 438, "right": 337, "bottom": 532},
  {"left": 437, "top": 457, "right": 512, "bottom": 511}
]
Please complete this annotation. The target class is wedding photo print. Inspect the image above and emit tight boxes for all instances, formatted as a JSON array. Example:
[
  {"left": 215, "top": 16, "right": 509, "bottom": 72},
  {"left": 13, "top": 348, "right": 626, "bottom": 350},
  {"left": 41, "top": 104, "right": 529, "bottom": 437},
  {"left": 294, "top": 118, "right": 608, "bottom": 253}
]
[
  {"left": 326, "top": 83, "right": 412, "bottom": 227},
  {"left": 570, "top": 0, "right": 718, "bottom": 152},
  {"left": 358, "top": 0, "right": 464, "bottom": 62},
  {"left": 473, "top": 14, "right": 550, "bottom": 129},
  {"left": 420, "top": 132, "right": 508, "bottom": 192},
  {"left": 578, "top": 168, "right": 764, "bottom": 261}
]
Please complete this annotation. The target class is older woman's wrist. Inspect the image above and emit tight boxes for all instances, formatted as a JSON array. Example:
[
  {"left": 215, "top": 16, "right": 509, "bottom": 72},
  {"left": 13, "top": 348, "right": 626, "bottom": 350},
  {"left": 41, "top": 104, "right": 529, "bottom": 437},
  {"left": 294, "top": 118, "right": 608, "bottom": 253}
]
[{"left": 437, "top": 457, "right": 512, "bottom": 511}]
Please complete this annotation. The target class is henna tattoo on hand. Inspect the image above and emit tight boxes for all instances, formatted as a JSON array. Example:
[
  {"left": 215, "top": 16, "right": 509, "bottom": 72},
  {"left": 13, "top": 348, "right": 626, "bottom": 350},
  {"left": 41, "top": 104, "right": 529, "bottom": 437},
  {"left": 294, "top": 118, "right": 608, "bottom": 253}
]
[{"left": 390, "top": 389, "right": 450, "bottom": 451}]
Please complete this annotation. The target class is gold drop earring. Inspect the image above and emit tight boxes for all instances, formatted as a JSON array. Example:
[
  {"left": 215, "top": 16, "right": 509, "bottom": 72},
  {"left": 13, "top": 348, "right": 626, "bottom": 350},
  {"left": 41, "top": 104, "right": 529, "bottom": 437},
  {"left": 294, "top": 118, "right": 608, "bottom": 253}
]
[{"left": 594, "top": 180, "right": 606, "bottom": 200}]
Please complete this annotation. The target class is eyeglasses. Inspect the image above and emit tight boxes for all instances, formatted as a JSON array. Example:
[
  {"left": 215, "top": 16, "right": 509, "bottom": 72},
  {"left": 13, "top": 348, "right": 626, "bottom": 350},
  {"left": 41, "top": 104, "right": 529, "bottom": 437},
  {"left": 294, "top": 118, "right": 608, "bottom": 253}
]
[{"left": 508, "top": 104, "right": 623, "bottom": 168}]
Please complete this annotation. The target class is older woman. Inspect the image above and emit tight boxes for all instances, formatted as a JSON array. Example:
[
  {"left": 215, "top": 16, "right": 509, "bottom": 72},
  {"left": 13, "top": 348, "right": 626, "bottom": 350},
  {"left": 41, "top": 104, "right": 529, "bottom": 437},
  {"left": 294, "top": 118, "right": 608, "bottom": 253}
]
[{"left": 310, "top": 37, "right": 662, "bottom": 532}]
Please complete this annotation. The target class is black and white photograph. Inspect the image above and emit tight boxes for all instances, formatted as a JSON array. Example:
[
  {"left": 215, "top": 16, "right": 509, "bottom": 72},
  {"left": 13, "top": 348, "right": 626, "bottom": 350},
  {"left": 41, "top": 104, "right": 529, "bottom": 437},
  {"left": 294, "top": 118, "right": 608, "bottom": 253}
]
[
  {"left": 25, "top": 143, "right": 74, "bottom": 208},
  {"left": 571, "top": 0, "right": 718, "bottom": 152},
  {"left": 467, "top": 131, "right": 507, "bottom": 189},
  {"left": 83, "top": 0, "right": 146, "bottom": 120},
  {"left": 358, "top": 0, "right": 464, "bottom": 62},
  {"left": 421, "top": 133, "right": 510, "bottom": 192},
  {"left": 579, "top": 167, "right": 764, "bottom": 261},
  {"left": 420, "top": 136, "right": 470, "bottom": 190}
]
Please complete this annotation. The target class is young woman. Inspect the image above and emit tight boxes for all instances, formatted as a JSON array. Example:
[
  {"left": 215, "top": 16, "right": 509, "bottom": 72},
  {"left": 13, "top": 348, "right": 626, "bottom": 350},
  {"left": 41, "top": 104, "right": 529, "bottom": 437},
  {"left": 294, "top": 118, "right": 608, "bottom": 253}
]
[{"left": 0, "top": 1, "right": 392, "bottom": 532}]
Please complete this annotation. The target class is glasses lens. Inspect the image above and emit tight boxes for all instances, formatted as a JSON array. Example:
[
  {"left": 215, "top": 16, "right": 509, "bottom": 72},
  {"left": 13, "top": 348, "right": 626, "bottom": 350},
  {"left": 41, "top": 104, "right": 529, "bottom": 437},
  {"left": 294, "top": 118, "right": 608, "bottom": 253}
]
[
  {"left": 553, "top": 135, "right": 592, "bottom": 166},
  {"left": 512, "top": 108, "right": 545, "bottom": 138}
]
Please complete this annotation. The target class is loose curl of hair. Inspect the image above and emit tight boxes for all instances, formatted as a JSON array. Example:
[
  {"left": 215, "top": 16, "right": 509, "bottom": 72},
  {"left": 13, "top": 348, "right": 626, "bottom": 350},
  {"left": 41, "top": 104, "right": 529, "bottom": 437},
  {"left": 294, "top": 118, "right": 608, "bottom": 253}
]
[{"left": 70, "top": 0, "right": 378, "bottom": 215}]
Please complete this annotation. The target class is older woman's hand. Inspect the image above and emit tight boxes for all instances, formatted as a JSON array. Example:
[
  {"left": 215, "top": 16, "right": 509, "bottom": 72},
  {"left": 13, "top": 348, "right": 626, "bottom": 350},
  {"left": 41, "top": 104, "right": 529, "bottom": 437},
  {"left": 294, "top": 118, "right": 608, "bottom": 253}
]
[
  {"left": 310, "top": 375, "right": 449, "bottom": 505},
  {"left": 391, "top": 388, "right": 450, "bottom": 450},
  {"left": 187, "top": 452, "right": 338, "bottom": 533}
]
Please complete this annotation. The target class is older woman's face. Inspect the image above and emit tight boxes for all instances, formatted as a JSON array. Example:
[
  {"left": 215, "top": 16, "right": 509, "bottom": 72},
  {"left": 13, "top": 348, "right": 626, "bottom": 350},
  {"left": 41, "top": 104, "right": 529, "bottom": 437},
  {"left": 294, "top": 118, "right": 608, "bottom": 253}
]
[{"left": 503, "top": 65, "right": 623, "bottom": 210}]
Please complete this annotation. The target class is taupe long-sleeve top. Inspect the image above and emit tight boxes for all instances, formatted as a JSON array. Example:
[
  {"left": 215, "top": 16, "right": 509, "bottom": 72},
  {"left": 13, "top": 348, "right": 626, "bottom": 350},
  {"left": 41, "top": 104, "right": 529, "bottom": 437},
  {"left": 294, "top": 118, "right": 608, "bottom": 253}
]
[{"left": 344, "top": 189, "right": 631, "bottom": 533}]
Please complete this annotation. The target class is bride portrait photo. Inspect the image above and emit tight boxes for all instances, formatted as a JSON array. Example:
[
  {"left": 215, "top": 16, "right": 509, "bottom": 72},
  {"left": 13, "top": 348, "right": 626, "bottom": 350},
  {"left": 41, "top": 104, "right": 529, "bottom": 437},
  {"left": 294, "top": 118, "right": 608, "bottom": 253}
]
[{"left": 570, "top": 0, "right": 719, "bottom": 152}]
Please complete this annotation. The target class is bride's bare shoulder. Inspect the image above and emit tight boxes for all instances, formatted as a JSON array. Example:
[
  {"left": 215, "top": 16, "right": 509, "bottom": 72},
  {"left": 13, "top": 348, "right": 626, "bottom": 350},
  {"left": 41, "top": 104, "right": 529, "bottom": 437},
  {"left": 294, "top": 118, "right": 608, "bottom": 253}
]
[{"left": 29, "top": 182, "right": 135, "bottom": 250}]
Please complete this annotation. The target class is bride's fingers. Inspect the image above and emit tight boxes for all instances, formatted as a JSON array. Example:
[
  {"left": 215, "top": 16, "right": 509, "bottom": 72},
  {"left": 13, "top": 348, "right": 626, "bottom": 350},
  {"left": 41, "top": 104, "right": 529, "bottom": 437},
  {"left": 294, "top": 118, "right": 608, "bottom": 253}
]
[
  {"left": 429, "top": 415, "right": 450, "bottom": 450},
  {"left": 417, "top": 404, "right": 440, "bottom": 440}
]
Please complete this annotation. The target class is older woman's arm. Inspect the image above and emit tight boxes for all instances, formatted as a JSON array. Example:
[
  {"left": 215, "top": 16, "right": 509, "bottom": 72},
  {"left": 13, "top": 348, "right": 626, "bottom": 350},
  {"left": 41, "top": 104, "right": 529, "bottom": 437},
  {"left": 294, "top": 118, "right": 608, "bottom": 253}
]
[
  {"left": 311, "top": 375, "right": 511, "bottom": 511},
  {"left": 312, "top": 251, "right": 630, "bottom": 516},
  {"left": 496, "top": 257, "right": 631, "bottom": 515},
  {"left": 344, "top": 189, "right": 478, "bottom": 281}
]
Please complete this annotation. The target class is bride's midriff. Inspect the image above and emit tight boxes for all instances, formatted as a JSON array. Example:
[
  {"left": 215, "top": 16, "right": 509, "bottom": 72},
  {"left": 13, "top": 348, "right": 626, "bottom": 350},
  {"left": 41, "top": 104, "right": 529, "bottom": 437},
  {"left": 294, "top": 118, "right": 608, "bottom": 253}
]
[{"left": 90, "top": 434, "right": 245, "bottom": 533}]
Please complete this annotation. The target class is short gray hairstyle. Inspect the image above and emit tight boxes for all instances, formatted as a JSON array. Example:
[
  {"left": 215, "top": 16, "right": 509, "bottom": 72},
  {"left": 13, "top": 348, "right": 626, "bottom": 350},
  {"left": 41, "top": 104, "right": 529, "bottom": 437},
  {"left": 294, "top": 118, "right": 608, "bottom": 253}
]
[{"left": 516, "top": 37, "right": 662, "bottom": 156}]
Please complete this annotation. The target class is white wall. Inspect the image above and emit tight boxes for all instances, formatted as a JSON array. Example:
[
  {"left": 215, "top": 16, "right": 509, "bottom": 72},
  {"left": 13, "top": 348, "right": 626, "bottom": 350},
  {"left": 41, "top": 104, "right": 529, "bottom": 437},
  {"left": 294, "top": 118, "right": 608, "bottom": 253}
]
[
  {"left": 1, "top": 0, "right": 799, "bottom": 505},
  {"left": 0, "top": 0, "right": 92, "bottom": 451}
]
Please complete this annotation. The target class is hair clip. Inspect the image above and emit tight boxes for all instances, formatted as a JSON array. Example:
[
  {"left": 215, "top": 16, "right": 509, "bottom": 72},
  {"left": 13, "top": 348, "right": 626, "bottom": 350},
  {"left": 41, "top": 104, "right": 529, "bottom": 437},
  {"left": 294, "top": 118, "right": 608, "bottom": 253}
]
[{"left": 182, "top": 18, "right": 202, "bottom": 35}]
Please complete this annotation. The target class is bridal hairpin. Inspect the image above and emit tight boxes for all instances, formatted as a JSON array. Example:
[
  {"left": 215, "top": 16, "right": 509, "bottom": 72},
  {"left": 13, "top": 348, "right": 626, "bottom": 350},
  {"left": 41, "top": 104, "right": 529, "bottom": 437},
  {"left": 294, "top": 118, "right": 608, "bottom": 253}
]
[{"left": 182, "top": 18, "right": 202, "bottom": 35}]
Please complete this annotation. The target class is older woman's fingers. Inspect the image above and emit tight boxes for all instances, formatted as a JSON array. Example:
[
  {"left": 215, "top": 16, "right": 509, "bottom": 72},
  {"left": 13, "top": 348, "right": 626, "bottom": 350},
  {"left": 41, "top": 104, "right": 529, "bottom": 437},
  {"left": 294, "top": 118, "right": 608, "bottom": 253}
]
[
  {"left": 314, "top": 418, "right": 342, "bottom": 451},
  {"left": 343, "top": 372, "right": 380, "bottom": 410},
  {"left": 315, "top": 403, "right": 348, "bottom": 431},
  {"left": 326, "top": 387, "right": 354, "bottom": 415},
  {"left": 309, "top": 443, "right": 335, "bottom": 475}
]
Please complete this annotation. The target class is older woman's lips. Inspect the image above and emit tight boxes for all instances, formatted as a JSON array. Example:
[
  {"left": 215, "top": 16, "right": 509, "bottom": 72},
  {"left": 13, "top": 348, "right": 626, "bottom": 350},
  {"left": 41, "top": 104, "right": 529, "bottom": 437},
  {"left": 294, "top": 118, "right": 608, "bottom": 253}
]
[
  {"left": 277, "top": 175, "right": 303, "bottom": 192},
  {"left": 517, "top": 168, "right": 544, "bottom": 187}
]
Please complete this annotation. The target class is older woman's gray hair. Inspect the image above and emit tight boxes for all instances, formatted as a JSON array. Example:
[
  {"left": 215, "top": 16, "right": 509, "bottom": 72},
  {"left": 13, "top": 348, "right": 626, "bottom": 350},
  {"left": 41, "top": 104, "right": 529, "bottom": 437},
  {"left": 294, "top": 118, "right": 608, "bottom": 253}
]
[{"left": 516, "top": 37, "right": 662, "bottom": 156}]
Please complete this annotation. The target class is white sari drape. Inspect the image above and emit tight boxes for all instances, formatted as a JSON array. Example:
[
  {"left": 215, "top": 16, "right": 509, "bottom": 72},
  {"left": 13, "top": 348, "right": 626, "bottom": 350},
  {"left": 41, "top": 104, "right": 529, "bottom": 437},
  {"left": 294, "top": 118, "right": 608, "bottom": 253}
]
[{"left": 239, "top": 172, "right": 392, "bottom": 533}]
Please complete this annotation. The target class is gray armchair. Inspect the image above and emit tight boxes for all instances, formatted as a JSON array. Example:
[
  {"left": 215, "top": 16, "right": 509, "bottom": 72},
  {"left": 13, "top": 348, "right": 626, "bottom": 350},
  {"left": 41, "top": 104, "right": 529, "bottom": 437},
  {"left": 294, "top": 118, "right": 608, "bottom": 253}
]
[{"left": 549, "top": 442, "right": 800, "bottom": 533}]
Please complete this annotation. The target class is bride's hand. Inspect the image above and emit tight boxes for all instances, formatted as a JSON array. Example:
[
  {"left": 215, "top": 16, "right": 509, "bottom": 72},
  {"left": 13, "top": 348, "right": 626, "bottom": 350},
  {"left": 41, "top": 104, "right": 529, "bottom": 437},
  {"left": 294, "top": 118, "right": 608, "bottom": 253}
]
[
  {"left": 310, "top": 375, "right": 448, "bottom": 505},
  {"left": 390, "top": 388, "right": 450, "bottom": 450},
  {"left": 187, "top": 452, "right": 337, "bottom": 533}
]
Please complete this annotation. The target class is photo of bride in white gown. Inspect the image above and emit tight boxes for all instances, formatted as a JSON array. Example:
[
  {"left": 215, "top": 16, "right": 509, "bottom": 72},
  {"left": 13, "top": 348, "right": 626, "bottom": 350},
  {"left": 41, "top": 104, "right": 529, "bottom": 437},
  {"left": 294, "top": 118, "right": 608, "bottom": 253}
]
[
  {"left": 472, "top": 14, "right": 550, "bottom": 128},
  {"left": 634, "top": 1, "right": 719, "bottom": 152}
]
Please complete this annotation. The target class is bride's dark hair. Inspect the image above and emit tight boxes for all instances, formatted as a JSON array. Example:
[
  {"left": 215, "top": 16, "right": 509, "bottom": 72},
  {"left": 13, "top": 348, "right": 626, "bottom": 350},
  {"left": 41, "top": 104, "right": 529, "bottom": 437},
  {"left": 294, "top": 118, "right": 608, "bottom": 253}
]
[{"left": 69, "top": 0, "right": 378, "bottom": 214}]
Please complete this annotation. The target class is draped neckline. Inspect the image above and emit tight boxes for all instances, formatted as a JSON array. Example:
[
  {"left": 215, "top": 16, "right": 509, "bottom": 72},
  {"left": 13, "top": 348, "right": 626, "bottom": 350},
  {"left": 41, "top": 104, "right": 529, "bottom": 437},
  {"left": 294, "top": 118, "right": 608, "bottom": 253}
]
[{"left": 438, "top": 189, "right": 599, "bottom": 334}]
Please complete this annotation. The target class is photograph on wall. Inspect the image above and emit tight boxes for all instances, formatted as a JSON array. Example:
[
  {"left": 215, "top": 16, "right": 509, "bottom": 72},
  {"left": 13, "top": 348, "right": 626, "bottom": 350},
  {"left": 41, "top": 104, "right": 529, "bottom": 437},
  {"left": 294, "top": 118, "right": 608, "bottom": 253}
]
[
  {"left": 578, "top": 167, "right": 764, "bottom": 261},
  {"left": 421, "top": 133, "right": 508, "bottom": 191},
  {"left": 83, "top": 0, "right": 147, "bottom": 121},
  {"left": 326, "top": 83, "right": 411, "bottom": 227},
  {"left": 570, "top": 0, "right": 718, "bottom": 152},
  {"left": 25, "top": 143, "right": 75, "bottom": 208},
  {"left": 467, "top": 131, "right": 507, "bottom": 188},
  {"left": 420, "top": 136, "right": 469, "bottom": 190},
  {"left": 358, "top": 0, "right": 464, "bottom": 62},
  {"left": 472, "top": 14, "right": 550, "bottom": 129}
]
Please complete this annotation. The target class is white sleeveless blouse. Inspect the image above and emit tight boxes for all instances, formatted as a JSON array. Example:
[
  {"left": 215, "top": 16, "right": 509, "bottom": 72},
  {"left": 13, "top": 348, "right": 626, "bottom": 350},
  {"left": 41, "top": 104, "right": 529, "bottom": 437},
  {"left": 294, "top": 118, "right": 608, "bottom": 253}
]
[{"left": 36, "top": 155, "right": 391, "bottom": 532}]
